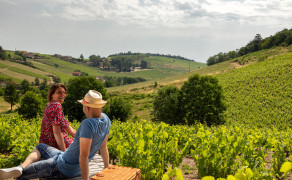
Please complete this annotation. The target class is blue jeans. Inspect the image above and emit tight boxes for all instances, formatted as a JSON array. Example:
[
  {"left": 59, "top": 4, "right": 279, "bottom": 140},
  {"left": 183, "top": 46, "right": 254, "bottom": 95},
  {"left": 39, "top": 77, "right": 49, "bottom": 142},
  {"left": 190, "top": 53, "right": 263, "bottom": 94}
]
[{"left": 17, "top": 143, "right": 70, "bottom": 180}]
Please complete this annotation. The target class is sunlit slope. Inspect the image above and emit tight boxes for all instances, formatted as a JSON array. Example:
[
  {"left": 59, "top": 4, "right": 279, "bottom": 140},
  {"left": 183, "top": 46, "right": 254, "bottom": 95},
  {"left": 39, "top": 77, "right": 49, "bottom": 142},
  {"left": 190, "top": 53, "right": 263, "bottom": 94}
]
[
  {"left": 216, "top": 52, "right": 292, "bottom": 129},
  {"left": 106, "top": 47, "right": 292, "bottom": 128},
  {"left": 0, "top": 59, "right": 51, "bottom": 83}
]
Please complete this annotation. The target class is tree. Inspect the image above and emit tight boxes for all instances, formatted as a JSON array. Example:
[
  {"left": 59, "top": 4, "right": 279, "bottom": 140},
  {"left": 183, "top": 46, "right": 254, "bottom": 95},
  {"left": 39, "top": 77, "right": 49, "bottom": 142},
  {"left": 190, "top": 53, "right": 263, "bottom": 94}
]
[
  {"left": 4, "top": 82, "right": 20, "bottom": 111},
  {"left": 52, "top": 76, "right": 61, "bottom": 83},
  {"left": 103, "top": 60, "right": 111, "bottom": 70},
  {"left": 63, "top": 76, "right": 108, "bottom": 121},
  {"left": 81, "top": 72, "right": 89, "bottom": 76},
  {"left": 39, "top": 79, "right": 48, "bottom": 91},
  {"left": 80, "top": 54, "right": 84, "bottom": 61},
  {"left": 18, "top": 91, "right": 44, "bottom": 119},
  {"left": 35, "top": 77, "right": 40, "bottom": 86},
  {"left": 20, "top": 79, "right": 30, "bottom": 94},
  {"left": 180, "top": 74, "right": 226, "bottom": 126},
  {"left": 89, "top": 55, "right": 101, "bottom": 67},
  {"left": 103, "top": 97, "right": 132, "bottom": 122},
  {"left": 246, "top": 34, "right": 262, "bottom": 52},
  {"left": 140, "top": 60, "right": 148, "bottom": 69},
  {"left": 0, "top": 87, "right": 4, "bottom": 96},
  {"left": 0, "top": 46, "right": 8, "bottom": 60},
  {"left": 153, "top": 86, "right": 184, "bottom": 125}
]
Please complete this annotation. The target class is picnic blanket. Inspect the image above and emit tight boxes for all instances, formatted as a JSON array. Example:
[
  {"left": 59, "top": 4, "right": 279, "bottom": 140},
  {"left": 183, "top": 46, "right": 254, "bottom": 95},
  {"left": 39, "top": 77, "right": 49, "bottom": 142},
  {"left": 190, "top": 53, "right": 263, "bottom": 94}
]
[{"left": 39, "top": 153, "right": 104, "bottom": 180}]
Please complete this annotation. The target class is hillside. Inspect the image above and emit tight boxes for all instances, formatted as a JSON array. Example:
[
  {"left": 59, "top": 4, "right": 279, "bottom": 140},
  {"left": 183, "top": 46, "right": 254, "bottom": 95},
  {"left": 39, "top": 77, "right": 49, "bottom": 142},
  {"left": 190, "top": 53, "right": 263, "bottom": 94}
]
[
  {"left": 217, "top": 48, "right": 292, "bottom": 129},
  {"left": 107, "top": 46, "right": 292, "bottom": 129},
  {"left": 0, "top": 51, "right": 205, "bottom": 84}
]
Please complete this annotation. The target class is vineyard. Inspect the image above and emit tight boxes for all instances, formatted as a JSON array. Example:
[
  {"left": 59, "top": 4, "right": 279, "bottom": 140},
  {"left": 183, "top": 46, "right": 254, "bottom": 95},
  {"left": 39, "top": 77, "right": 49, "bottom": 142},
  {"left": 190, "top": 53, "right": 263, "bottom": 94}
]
[
  {"left": 0, "top": 116, "right": 291, "bottom": 179},
  {"left": 216, "top": 51, "right": 292, "bottom": 129},
  {"left": 0, "top": 46, "right": 291, "bottom": 179}
]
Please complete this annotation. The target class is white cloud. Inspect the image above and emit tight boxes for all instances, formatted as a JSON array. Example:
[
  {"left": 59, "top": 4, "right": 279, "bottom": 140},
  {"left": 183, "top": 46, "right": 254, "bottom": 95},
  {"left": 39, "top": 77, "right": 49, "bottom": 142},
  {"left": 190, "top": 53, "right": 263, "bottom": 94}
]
[
  {"left": 0, "top": 0, "right": 291, "bottom": 62},
  {"left": 2, "top": 0, "right": 291, "bottom": 28},
  {"left": 33, "top": 0, "right": 290, "bottom": 29},
  {"left": 40, "top": 10, "right": 52, "bottom": 17}
]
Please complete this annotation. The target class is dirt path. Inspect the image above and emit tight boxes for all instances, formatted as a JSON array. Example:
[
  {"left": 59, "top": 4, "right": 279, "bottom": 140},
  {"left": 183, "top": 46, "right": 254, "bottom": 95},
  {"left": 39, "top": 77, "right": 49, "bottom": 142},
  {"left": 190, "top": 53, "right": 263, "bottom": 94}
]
[
  {"left": 230, "top": 61, "right": 252, "bottom": 69},
  {"left": 180, "top": 157, "right": 199, "bottom": 179}
]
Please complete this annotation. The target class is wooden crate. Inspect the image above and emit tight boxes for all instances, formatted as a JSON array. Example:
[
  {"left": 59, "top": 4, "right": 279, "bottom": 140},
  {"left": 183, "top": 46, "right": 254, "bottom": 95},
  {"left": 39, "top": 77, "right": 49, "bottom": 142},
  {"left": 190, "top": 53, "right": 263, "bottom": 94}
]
[{"left": 91, "top": 165, "right": 141, "bottom": 180}]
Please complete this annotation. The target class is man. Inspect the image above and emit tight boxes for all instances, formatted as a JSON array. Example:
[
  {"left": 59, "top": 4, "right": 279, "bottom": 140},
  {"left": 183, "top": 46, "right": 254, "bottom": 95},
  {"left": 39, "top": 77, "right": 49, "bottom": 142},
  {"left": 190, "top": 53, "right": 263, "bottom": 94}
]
[{"left": 0, "top": 90, "right": 111, "bottom": 180}]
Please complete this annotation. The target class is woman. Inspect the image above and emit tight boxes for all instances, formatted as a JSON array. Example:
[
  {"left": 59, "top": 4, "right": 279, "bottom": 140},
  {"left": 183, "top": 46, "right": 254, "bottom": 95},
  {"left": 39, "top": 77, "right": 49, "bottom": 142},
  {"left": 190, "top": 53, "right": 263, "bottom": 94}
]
[{"left": 39, "top": 83, "right": 76, "bottom": 151}]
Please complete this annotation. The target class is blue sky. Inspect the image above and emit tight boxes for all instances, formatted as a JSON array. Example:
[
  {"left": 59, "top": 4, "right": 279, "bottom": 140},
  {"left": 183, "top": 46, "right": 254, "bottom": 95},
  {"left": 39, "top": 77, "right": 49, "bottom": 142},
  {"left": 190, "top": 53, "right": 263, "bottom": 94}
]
[{"left": 0, "top": 0, "right": 291, "bottom": 63}]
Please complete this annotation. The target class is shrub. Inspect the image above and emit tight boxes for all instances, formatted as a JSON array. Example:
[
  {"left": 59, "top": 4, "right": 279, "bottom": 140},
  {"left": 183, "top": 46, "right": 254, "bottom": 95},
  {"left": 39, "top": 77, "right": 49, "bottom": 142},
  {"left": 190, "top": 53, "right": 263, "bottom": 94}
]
[
  {"left": 18, "top": 91, "right": 44, "bottom": 119},
  {"left": 180, "top": 74, "right": 226, "bottom": 126},
  {"left": 0, "top": 87, "right": 4, "bottom": 96},
  {"left": 153, "top": 74, "right": 226, "bottom": 126},
  {"left": 103, "top": 97, "right": 132, "bottom": 122},
  {"left": 20, "top": 79, "right": 30, "bottom": 95},
  {"left": 153, "top": 86, "right": 184, "bottom": 125}
]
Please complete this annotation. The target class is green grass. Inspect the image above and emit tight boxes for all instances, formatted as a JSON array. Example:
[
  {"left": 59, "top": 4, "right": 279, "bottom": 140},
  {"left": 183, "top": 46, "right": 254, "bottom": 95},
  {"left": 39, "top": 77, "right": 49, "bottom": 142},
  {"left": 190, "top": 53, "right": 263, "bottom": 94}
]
[
  {"left": 30, "top": 60, "right": 73, "bottom": 83},
  {"left": 0, "top": 73, "right": 20, "bottom": 82},
  {"left": 145, "top": 56, "right": 204, "bottom": 71},
  {"left": 0, "top": 63, "right": 8, "bottom": 68}
]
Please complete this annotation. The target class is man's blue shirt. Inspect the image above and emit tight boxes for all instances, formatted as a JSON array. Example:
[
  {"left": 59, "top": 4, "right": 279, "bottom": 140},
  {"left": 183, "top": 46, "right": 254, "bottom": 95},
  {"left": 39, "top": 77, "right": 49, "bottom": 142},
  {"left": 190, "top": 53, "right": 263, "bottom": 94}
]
[{"left": 56, "top": 113, "right": 111, "bottom": 177}]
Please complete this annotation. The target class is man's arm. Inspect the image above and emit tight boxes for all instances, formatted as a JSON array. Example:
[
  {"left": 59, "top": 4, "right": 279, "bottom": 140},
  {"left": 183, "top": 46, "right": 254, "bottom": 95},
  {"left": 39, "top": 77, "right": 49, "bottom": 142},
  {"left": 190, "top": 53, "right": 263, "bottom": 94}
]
[
  {"left": 100, "top": 134, "right": 109, "bottom": 168},
  {"left": 79, "top": 137, "right": 92, "bottom": 180},
  {"left": 53, "top": 124, "right": 66, "bottom": 151}
]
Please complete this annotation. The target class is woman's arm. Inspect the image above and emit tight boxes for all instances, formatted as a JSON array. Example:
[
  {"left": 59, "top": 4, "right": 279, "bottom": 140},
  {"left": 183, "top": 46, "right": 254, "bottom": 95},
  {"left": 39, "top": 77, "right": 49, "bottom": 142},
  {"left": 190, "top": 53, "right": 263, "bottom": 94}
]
[
  {"left": 53, "top": 124, "right": 67, "bottom": 151},
  {"left": 65, "top": 125, "right": 76, "bottom": 138}
]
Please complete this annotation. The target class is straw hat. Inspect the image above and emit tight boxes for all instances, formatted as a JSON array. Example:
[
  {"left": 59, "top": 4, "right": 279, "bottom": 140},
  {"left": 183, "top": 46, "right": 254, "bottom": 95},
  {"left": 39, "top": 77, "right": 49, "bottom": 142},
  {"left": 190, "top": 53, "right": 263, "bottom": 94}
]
[{"left": 77, "top": 90, "right": 107, "bottom": 108}]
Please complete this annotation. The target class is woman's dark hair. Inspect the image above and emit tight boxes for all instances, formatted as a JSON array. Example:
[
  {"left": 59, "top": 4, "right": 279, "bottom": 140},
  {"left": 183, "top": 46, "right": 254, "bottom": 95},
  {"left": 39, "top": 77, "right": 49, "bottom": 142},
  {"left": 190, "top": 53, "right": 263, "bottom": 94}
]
[{"left": 47, "top": 83, "right": 67, "bottom": 102}]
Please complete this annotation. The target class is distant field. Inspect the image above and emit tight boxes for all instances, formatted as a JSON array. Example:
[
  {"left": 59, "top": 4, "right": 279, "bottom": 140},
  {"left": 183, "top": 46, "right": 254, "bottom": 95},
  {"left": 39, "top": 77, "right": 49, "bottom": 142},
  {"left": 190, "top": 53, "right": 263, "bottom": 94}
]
[
  {"left": 0, "top": 60, "right": 51, "bottom": 76},
  {"left": 0, "top": 68, "right": 38, "bottom": 82},
  {"left": 8, "top": 67, "right": 49, "bottom": 80},
  {"left": 0, "top": 60, "right": 50, "bottom": 82},
  {"left": 0, "top": 73, "right": 21, "bottom": 83},
  {"left": 30, "top": 60, "right": 74, "bottom": 82},
  {"left": 145, "top": 56, "right": 204, "bottom": 73}
]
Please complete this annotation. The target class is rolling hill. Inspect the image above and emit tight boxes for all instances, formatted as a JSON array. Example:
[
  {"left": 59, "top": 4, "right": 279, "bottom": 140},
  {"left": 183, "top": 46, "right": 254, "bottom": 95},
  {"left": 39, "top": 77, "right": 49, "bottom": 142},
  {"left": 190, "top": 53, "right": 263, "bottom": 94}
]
[{"left": 0, "top": 51, "right": 205, "bottom": 84}]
